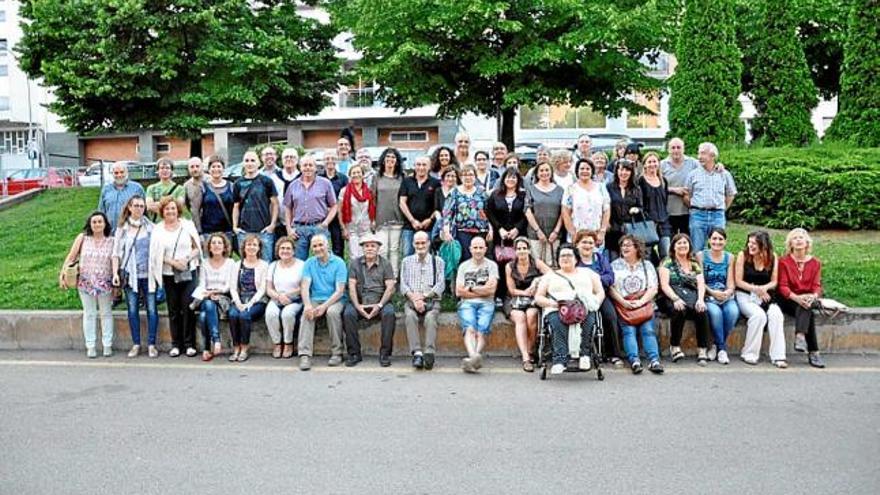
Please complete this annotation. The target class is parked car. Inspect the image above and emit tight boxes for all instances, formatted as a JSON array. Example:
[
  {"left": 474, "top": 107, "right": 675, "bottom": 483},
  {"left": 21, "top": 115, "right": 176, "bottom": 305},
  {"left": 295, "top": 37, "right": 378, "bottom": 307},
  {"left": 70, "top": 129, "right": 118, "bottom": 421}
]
[
  {"left": 224, "top": 161, "right": 244, "bottom": 179},
  {"left": 2, "top": 167, "right": 77, "bottom": 195},
  {"left": 78, "top": 160, "right": 155, "bottom": 187}
]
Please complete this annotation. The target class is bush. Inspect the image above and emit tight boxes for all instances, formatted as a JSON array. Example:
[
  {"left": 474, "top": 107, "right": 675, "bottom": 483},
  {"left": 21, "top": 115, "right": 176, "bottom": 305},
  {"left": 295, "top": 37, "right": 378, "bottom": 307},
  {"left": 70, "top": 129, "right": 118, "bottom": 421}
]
[
  {"left": 722, "top": 147, "right": 880, "bottom": 229},
  {"left": 668, "top": 0, "right": 745, "bottom": 148},
  {"left": 824, "top": 0, "right": 880, "bottom": 146}
]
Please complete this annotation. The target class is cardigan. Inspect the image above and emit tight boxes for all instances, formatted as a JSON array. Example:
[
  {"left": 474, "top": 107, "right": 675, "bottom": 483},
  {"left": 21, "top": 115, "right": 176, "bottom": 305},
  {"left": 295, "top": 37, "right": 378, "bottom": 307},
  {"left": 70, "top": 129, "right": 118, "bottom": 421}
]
[
  {"left": 230, "top": 259, "right": 269, "bottom": 306},
  {"left": 148, "top": 218, "right": 201, "bottom": 292}
]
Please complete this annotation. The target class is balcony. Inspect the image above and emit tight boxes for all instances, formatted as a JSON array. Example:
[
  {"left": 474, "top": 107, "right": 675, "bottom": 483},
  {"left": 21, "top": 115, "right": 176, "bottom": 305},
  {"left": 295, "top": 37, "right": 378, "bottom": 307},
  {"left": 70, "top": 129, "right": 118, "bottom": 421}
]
[{"left": 338, "top": 87, "right": 379, "bottom": 108}]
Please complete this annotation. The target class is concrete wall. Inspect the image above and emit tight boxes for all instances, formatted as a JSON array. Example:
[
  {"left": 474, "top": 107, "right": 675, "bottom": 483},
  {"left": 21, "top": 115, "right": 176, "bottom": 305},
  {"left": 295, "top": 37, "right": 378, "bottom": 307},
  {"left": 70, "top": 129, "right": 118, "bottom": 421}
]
[{"left": 1, "top": 309, "right": 877, "bottom": 357}]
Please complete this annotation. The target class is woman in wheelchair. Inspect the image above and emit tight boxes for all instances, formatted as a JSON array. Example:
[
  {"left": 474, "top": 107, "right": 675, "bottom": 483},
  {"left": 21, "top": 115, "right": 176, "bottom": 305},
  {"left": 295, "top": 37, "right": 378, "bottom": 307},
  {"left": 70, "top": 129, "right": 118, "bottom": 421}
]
[{"left": 534, "top": 244, "right": 604, "bottom": 375}]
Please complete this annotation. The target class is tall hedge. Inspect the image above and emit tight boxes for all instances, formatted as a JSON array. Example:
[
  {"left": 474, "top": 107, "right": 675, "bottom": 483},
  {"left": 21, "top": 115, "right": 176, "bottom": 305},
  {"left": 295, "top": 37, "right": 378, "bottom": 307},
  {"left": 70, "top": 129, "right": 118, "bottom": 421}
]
[
  {"left": 749, "top": 0, "right": 818, "bottom": 146},
  {"left": 668, "top": 0, "right": 745, "bottom": 148},
  {"left": 824, "top": 0, "right": 880, "bottom": 146}
]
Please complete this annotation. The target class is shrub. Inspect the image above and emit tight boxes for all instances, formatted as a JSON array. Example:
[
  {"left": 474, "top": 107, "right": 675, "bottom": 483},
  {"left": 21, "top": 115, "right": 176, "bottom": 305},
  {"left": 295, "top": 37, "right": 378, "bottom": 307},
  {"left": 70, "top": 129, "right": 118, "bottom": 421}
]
[
  {"left": 722, "top": 147, "right": 880, "bottom": 229},
  {"left": 824, "top": 0, "right": 880, "bottom": 146},
  {"left": 668, "top": 0, "right": 745, "bottom": 148},
  {"left": 749, "top": 0, "right": 818, "bottom": 146}
]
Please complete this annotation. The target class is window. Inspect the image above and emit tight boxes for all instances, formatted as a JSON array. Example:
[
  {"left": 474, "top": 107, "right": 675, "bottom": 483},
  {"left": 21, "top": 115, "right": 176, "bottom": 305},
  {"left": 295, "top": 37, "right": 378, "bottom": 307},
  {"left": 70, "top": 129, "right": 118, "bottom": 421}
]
[
  {"left": 627, "top": 92, "right": 662, "bottom": 129},
  {"left": 0, "top": 130, "right": 28, "bottom": 154},
  {"left": 0, "top": 11, "right": 5, "bottom": 23},
  {"left": 520, "top": 104, "right": 606, "bottom": 130},
  {"left": 0, "top": 65, "right": 7, "bottom": 76},
  {"left": 0, "top": 39, "right": 7, "bottom": 57},
  {"left": 156, "top": 142, "right": 171, "bottom": 154},
  {"left": 340, "top": 86, "right": 376, "bottom": 108},
  {"left": 0, "top": 96, "right": 9, "bottom": 111},
  {"left": 641, "top": 53, "right": 671, "bottom": 78},
  {"left": 389, "top": 131, "right": 428, "bottom": 143}
]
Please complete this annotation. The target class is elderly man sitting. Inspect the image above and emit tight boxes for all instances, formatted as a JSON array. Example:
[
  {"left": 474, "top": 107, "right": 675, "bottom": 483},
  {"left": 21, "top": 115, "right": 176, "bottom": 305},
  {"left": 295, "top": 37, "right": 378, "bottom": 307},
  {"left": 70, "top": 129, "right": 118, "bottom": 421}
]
[
  {"left": 400, "top": 231, "right": 445, "bottom": 370},
  {"left": 298, "top": 234, "right": 348, "bottom": 371},
  {"left": 342, "top": 234, "right": 397, "bottom": 367}
]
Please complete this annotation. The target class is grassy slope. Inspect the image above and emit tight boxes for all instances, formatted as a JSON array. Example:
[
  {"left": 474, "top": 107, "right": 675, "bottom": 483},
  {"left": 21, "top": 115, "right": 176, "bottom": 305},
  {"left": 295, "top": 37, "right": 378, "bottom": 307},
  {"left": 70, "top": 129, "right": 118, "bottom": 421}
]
[{"left": 0, "top": 188, "right": 877, "bottom": 309}]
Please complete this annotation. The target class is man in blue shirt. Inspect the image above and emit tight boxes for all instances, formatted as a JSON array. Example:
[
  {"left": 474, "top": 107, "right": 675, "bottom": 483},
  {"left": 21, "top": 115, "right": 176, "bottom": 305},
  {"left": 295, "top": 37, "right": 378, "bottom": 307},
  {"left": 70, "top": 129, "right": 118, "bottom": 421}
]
[
  {"left": 298, "top": 234, "right": 348, "bottom": 370},
  {"left": 687, "top": 142, "right": 737, "bottom": 252},
  {"left": 97, "top": 162, "right": 145, "bottom": 233}
]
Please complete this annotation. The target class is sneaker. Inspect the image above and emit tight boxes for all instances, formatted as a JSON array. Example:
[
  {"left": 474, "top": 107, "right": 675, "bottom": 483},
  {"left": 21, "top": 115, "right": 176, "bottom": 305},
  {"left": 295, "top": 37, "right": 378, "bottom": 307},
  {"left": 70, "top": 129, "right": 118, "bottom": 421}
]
[
  {"left": 148, "top": 345, "right": 159, "bottom": 358},
  {"left": 670, "top": 346, "right": 685, "bottom": 363},
  {"left": 550, "top": 363, "right": 565, "bottom": 375},
  {"left": 707, "top": 345, "right": 718, "bottom": 361},
  {"left": 610, "top": 357, "right": 625, "bottom": 369},
  {"left": 578, "top": 356, "right": 592, "bottom": 371},
  {"left": 345, "top": 354, "right": 363, "bottom": 367},
  {"left": 648, "top": 360, "right": 665, "bottom": 374},
  {"left": 299, "top": 355, "right": 312, "bottom": 371},
  {"left": 103, "top": 347, "right": 113, "bottom": 358},
  {"left": 717, "top": 350, "right": 730, "bottom": 365},
  {"left": 169, "top": 347, "right": 181, "bottom": 358},
  {"left": 379, "top": 355, "right": 392, "bottom": 367},
  {"left": 697, "top": 348, "right": 708, "bottom": 367},
  {"left": 794, "top": 333, "right": 808, "bottom": 353},
  {"left": 423, "top": 353, "right": 435, "bottom": 370},
  {"left": 185, "top": 347, "right": 197, "bottom": 357},
  {"left": 127, "top": 345, "right": 140, "bottom": 358},
  {"left": 471, "top": 353, "right": 483, "bottom": 370},
  {"left": 461, "top": 357, "right": 476, "bottom": 373},
  {"left": 227, "top": 352, "right": 239, "bottom": 362},
  {"left": 741, "top": 355, "right": 759, "bottom": 365},
  {"left": 631, "top": 360, "right": 643, "bottom": 374},
  {"left": 808, "top": 352, "right": 826, "bottom": 369},
  {"left": 328, "top": 355, "right": 343, "bottom": 367},
  {"left": 86, "top": 347, "right": 97, "bottom": 359},
  {"left": 412, "top": 353, "right": 424, "bottom": 369}
]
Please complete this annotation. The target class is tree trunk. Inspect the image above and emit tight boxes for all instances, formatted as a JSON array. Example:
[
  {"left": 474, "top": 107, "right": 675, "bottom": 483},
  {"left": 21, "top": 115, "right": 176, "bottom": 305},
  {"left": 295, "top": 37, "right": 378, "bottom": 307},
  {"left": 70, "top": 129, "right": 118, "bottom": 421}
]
[
  {"left": 189, "top": 138, "right": 203, "bottom": 159},
  {"left": 499, "top": 107, "right": 516, "bottom": 151}
]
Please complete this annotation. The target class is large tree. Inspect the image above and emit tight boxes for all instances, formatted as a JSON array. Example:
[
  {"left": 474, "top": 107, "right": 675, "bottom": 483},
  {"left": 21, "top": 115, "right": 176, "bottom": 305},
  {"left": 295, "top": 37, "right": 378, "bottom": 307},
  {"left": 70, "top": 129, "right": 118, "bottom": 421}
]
[
  {"left": 668, "top": 0, "right": 744, "bottom": 147},
  {"left": 748, "top": 0, "right": 817, "bottom": 146},
  {"left": 16, "top": 0, "right": 340, "bottom": 146},
  {"left": 824, "top": 0, "right": 880, "bottom": 146},
  {"left": 330, "top": 0, "right": 669, "bottom": 148}
]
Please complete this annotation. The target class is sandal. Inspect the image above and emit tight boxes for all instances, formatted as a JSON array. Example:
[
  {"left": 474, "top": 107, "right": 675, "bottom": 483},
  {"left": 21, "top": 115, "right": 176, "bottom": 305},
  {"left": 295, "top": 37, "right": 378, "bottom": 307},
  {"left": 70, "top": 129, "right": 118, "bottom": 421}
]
[
  {"left": 201, "top": 351, "right": 213, "bottom": 362},
  {"left": 772, "top": 359, "right": 789, "bottom": 369},
  {"left": 670, "top": 348, "right": 685, "bottom": 363},
  {"left": 610, "top": 357, "right": 624, "bottom": 369},
  {"left": 272, "top": 344, "right": 282, "bottom": 359},
  {"left": 282, "top": 344, "right": 295, "bottom": 359},
  {"left": 522, "top": 361, "right": 535, "bottom": 372}
]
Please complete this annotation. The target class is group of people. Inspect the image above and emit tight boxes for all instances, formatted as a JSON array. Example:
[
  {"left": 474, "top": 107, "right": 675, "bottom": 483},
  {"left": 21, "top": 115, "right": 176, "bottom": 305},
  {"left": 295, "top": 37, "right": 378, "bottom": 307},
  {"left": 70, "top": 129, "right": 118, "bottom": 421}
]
[{"left": 60, "top": 133, "right": 828, "bottom": 373}]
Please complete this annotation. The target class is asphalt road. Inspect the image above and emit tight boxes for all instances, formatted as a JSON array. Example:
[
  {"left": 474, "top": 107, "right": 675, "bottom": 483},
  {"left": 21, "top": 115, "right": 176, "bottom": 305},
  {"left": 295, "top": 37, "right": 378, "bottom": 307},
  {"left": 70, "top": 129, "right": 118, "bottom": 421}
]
[{"left": 1, "top": 351, "right": 878, "bottom": 494}]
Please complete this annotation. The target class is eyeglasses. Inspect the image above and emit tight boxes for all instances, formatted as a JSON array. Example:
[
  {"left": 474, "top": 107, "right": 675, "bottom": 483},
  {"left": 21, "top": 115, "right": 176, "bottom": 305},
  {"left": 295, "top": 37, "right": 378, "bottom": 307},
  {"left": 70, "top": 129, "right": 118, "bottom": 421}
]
[{"left": 131, "top": 204, "right": 145, "bottom": 208}]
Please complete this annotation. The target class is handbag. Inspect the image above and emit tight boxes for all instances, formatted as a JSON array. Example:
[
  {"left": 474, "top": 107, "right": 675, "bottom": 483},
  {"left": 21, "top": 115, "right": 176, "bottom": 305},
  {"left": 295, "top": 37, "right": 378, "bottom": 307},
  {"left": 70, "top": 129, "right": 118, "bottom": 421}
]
[
  {"left": 550, "top": 272, "right": 587, "bottom": 325},
  {"left": 613, "top": 261, "right": 654, "bottom": 325},
  {"left": 62, "top": 261, "right": 79, "bottom": 289},
  {"left": 170, "top": 227, "right": 193, "bottom": 283},
  {"left": 624, "top": 212, "right": 659, "bottom": 246},
  {"left": 509, "top": 295, "right": 534, "bottom": 311},
  {"left": 669, "top": 260, "right": 700, "bottom": 309},
  {"left": 494, "top": 239, "right": 516, "bottom": 264}
]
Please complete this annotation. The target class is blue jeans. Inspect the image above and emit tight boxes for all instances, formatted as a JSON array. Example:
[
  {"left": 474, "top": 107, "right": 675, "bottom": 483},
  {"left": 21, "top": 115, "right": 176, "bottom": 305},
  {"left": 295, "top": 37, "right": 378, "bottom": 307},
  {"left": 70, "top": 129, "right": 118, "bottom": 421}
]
[
  {"left": 401, "top": 228, "right": 416, "bottom": 259},
  {"left": 706, "top": 297, "right": 740, "bottom": 351},
  {"left": 198, "top": 299, "right": 223, "bottom": 351},
  {"left": 292, "top": 224, "right": 330, "bottom": 261},
  {"left": 228, "top": 302, "right": 267, "bottom": 346},
  {"left": 236, "top": 231, "right": 275, "bottom": 264},
  {"left": 689, "top": 209, "right": 726, "bottom": 252},
  {"left": 620, "top": 319, "right": 660, "bottom": 363},
  {"left": 125, "top": 278, "right": 158, "bottom": 346},
  {"left": 457, "top": 299, "right": 495, "bottom": 335}
]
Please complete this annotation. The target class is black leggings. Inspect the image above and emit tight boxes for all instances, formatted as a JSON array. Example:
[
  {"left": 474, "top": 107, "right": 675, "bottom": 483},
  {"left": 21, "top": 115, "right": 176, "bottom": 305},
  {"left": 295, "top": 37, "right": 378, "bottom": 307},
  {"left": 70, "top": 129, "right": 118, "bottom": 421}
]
[
  {"left": 162, "top": 274, "right": 197, "bottom": 349},
  {"left": 664, "top": 303, "right": 710, "bottom": 348},
  {"left": 778, "top": 297, "right": 819, "bottom": 352},
  {"left": 598, "top": 297, "right": 623, "bottom": 359}
]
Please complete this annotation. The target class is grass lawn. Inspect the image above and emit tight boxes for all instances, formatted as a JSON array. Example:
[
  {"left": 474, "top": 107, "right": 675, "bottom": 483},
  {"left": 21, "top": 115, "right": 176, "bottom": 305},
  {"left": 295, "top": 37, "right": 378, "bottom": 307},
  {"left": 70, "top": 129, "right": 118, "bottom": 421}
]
[{"left": 0, "top": 188, "right": 877, "bottom": 309}]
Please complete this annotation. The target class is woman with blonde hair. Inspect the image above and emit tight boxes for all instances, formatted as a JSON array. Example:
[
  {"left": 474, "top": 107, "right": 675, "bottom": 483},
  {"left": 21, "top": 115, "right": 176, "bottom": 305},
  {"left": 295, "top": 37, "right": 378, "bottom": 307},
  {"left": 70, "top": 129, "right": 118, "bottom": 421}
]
[{"left": 778, "top": 228, "right": 825, "bottom": 368}]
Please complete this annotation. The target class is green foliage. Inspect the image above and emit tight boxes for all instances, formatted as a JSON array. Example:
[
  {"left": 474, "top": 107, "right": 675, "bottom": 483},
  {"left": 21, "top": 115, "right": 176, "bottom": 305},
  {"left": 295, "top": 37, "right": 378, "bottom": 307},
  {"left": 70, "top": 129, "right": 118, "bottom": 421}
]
[
  {"left": 668, "top": 0, "right": 744, "bottom": 148},
  {"left": 748, "top": 0, "right": 818, "bottom": 146},
  {"left": 16, "top": 0, "right": 340, "bottom": 138},
  {"left": 722, "top": 146, "right": 880, "bottom": 229},
  {"left": 330, "top": 0, "right": 669, "bottom": 146},
  {"left": 738, "top": 0, "right": 847, "bottom": 100},
  {"left": 824, "top": 0, "right": 880, "bottom": 146}
]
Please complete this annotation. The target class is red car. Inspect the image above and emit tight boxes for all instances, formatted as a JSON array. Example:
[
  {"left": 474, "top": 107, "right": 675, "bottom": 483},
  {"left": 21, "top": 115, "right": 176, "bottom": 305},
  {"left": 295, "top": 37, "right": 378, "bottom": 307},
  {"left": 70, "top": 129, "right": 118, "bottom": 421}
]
[{"left": 2, "top": 167, "right": 77, "bottom": 196}]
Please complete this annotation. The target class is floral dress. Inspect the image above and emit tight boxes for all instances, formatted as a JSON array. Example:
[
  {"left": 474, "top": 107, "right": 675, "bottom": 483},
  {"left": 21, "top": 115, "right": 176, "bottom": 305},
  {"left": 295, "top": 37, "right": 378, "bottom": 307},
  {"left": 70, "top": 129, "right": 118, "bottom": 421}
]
[{"left": 442, "top": 187, "right": 489, "bottom": 234}]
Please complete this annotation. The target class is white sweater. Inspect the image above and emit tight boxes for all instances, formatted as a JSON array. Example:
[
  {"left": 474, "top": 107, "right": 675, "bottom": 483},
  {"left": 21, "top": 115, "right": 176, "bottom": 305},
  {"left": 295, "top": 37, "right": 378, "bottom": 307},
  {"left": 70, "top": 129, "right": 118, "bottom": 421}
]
[{"left": 148, "top": 218, "right": 202, "bottom": 292}]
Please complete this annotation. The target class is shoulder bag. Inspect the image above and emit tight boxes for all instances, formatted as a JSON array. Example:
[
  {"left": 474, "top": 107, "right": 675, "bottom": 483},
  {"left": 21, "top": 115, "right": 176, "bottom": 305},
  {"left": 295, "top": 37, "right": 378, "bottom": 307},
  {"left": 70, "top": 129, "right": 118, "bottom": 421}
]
[
  {"left": 549, "top": 272, "right": 587, "bottom": 325},
  {"left": 62, "top": 235, "right": 84, "bottom": 290},
  {"left": 171, "top": 228, "right": 193, "bottom": 283},
  {"left": 613, "top": 261, "right": 654, "bottom": 325},
  {"left": 623, "top": 211, "right": 659, "bottom": 246}
]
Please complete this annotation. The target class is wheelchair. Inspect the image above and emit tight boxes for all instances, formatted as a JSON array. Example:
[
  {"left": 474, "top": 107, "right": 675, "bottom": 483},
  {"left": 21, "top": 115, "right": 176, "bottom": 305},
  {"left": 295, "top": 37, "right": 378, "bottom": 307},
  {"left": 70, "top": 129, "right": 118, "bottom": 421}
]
[{"left": 536, "top": 309, "right": 604, "bottom": 381}]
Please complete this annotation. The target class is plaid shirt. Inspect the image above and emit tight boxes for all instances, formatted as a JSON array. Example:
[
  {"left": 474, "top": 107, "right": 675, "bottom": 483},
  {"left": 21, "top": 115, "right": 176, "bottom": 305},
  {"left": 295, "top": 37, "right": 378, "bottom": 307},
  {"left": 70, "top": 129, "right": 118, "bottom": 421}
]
[{"left": 399, "top": 254, "right": 445, "bottom": 299}]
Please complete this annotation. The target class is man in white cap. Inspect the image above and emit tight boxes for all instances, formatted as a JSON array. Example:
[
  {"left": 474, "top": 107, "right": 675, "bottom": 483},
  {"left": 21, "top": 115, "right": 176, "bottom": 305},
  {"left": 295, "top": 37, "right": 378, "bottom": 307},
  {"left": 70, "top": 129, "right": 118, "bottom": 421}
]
[{"left": 342, "top": 233, "right": 397, "bottom": 367}]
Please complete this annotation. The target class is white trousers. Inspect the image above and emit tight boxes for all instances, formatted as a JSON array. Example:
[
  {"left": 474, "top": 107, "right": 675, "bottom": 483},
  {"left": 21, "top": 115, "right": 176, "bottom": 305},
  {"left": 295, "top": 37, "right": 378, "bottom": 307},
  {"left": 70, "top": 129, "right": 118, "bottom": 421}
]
[
  {"left": 265, "top": 300, "right": 303, "bottom": 344},
  {"left": 79, "top": 290, "right": 114, "bottom": 349},
  {"left": 376, "top": 224, "right": 402, "bottom": 276},
  {"left": 736, "top": 291, "right": 786, "bottom": 362}
]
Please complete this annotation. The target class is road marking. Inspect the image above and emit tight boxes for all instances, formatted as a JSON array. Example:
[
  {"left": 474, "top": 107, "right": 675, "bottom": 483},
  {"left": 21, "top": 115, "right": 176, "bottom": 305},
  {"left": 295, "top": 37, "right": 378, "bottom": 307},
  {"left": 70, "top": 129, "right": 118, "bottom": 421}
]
[{"left": 1, "top": 359, "right": 878, "bottom": 375}]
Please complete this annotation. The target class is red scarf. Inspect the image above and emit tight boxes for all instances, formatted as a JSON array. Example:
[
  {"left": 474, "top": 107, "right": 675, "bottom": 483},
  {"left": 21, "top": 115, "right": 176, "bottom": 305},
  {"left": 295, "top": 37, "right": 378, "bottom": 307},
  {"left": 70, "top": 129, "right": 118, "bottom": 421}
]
[{"left": 341, "top": 181, "right": 375, "bottom": 224}]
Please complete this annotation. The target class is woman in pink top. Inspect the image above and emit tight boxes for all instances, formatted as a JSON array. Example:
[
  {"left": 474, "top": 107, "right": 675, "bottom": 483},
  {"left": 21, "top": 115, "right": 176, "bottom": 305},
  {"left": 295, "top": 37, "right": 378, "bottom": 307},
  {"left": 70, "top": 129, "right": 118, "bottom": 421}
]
[
  {"left": 60, "top": 211, "right": 115, "bottom": 358},
  {"left": 778, "top": 228, "right": 825, "bottom": 368}
]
